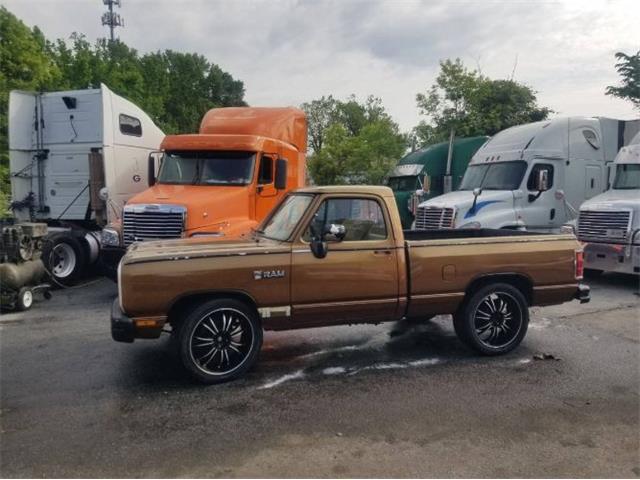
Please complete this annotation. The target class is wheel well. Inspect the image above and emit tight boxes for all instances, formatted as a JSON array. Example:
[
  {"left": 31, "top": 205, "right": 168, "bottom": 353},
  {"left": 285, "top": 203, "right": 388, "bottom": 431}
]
[
  {"left": 465, "top": 274, "right": 533, "bottom": 305},
  {"left": 166, "top": 291, "right": 258, "bottom": 326}
]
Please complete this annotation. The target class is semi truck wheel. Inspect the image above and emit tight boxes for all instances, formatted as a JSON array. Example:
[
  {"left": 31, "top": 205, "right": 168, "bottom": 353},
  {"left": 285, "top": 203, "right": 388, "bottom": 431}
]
[
  {"left": 16, "top": 287, "right": 34, "bottom": 311},
  {"left": 178, "top": 299, "right": 263, "bottom": 384},
  {"left": 453, "top": 283, "right": 529, "bottom": 355},
  {"left": 42, "top": 232, "right": 87, "bottom": 287}
]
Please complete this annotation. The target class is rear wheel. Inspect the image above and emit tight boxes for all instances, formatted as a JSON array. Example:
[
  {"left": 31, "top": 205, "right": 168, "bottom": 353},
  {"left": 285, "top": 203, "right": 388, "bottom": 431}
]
[
  {"left": 178, "top": 299, "right": 262, "bottom": 384},
  {"left": 454, "top": 283, "right": 529, "bottom": 355}
]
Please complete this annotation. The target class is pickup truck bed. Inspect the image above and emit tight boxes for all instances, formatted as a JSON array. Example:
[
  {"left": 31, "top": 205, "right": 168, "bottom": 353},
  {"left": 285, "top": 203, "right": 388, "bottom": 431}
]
[{"left": 112, "top": 186, "right": 589, "bottom": 383}]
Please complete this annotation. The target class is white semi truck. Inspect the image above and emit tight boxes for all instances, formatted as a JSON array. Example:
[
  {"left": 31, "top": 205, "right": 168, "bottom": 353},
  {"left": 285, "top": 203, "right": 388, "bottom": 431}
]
[
  {"left": 8, "top": 84, "right": 164, "bottom": 285},
  {"left": 413, "top": 117, "right": 640, "bottom": 232},
  {"left": 573, "top": 132, "right": 640, "bottom": 276}
]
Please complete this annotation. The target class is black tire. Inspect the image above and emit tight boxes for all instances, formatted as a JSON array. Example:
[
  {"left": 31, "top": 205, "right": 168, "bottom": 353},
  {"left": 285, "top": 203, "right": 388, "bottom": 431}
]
[
  {"left": 178, "top": 299, "right": 262, "bottom": 384},
  {"left": 16, "top": 287, "right": 34, "bottom": 311},
  {"left": 41, "top": 232, "right": 87, "bottom": 287},
  {"left": 453, "top": 282, "right": 529, "bottom": 356}
]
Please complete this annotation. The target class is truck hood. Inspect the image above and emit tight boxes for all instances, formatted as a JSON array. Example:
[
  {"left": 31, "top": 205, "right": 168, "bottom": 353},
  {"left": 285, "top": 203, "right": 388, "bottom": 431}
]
[
  {"left": 420, "top": 190, "right": 514, "bottom": 226},
  {"left": 122, "top": 234, "right": 289, "bottom": 265},
  {"left": 126, "top": 184, "right": 250, "bottom": 232},
  {"left": 580, "top": 189, "right": 640, "bottom": 211}
]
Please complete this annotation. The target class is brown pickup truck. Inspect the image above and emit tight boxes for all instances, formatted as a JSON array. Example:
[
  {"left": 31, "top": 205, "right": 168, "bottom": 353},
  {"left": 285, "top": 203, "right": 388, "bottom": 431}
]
[{"left": 112, "top": 186, "right": 590, "bottom": 383}]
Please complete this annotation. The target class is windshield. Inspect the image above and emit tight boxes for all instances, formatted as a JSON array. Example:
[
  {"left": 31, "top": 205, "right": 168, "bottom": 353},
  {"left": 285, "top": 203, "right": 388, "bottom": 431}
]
[
  {"left": 388, "top": 176, "right": 418, "bottom": 192},
  {"left": 157, "top": 151, "right": 255, "bottom": 185},
  {"left": 459, "top": 161, "right": 527, "bottom": 191},
  {"left": 259, "top": 194, "right": 314, "bottom": 241},
  {"left": 613, "top": 164, "right": 640, "bottom": 189}
]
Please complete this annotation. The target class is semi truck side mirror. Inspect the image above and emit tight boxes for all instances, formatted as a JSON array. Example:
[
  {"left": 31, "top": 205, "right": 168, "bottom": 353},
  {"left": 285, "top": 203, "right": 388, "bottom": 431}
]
[
  {"left": 423, "top": 175, "right": 431, "bottom": 194},
  {"left": 275, "top": 158, "right": 287, "bottom": 190},
  {"left": 148, "top": 153, "right": 156, "bottom": 187},
  {"left": 536, "top": 169, "right": 549, "bottom": 192}
]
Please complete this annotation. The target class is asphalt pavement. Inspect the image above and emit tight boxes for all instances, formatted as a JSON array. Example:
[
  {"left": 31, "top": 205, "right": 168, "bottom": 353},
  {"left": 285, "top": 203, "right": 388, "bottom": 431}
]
[{"left": 1, "top": 274, "right": 639, "bottom": 478}]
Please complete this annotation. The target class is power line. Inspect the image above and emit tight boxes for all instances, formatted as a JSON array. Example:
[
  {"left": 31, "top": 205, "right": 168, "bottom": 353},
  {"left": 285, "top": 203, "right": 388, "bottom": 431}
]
[{"left": 101, "top": 0, "right": 124, "bottom": 42}]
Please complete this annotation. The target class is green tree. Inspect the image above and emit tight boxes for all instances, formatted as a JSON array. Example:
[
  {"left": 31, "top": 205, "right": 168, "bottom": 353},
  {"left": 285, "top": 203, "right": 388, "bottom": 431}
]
[
  {"left": 0, "top": 6, "right": 247, "bottom": 214},
  {"left": 414, "top": 58, "right": 551, "bottom": 147},
  {"left": 606, "top": 50, "right": 640, "bottom": 111},
  {"left": 304, "top": 95, "right": 407, "bottom": 185}
]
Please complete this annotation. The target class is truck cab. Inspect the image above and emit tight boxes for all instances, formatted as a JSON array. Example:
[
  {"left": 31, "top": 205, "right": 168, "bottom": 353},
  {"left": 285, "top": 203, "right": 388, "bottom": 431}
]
[
  {"left": 387, "top": 136, "right": 487, "bottom": 229},
  {"left": 576, "top": 132, "right": 640, "bottom": 275},
  {"left": 100, "top": 107, "right": 307, "bottom": 273},
  {"left": 414, "top": 117, "right": 639, "bottom": 232}
]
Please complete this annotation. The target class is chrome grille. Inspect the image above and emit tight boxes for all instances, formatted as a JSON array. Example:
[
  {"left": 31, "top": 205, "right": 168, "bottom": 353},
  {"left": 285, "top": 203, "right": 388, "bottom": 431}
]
[
  {"left": 415, "top": 206, "right": 455, "bottom": 229},
  {"left": 122, "top": 204, "right": 186, "bottom": 246},
  {"left": 577, "top": 210, "right": 631, "bottom": 242}
]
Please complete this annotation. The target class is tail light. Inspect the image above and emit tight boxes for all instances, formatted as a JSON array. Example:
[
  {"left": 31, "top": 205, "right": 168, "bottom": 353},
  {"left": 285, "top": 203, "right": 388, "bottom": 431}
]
[{"left": 575, "top": 249, "right": 584, "bottom": 280}]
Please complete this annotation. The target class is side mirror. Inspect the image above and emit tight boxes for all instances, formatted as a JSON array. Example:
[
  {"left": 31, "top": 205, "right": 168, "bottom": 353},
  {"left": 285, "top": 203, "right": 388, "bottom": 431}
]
[
  {"left": 148, "top": 153, "right": 156, "bottom": 187},
  {"left": 423, "top": 175, "right": 431, "bottom": 194},
  {"left": 275, "top": 158, "right": 287, "bottom": 190},
  {"left": 536, "top": 169, "right": 549, "bottom": 192},
  {"left": 310, "top": 238, "right": 328, "bottom": 259},
  {"left": 472, "top": 187, "right": 482, "bottom": 198}
]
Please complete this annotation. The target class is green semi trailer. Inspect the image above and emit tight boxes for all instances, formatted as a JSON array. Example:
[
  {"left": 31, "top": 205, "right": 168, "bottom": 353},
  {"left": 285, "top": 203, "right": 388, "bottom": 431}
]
[{"left": 388, "top": 136, "right": 488, "bottom": 228}]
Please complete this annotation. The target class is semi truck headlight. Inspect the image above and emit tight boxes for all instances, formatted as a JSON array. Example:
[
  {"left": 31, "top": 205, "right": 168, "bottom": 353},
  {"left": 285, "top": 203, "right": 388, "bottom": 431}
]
[
  {"left": 101, "top": 228, "right": 120, "bottom": 247},
  {"left": 561, "top": 224, "right": 576, "bottom": 235},
  {"left": 459, "top": 221, "right": 481, "bottom": 229},
  {"left": 633, "top": 230, "right": 640, "bottom": 245}
]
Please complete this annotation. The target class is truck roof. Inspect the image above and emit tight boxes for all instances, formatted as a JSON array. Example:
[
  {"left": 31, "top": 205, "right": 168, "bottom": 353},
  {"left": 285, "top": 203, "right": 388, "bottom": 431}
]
[
  {"left": 199, "top": 107, "right": 307, "bottom": 152},
  {"left": 295, "top": 185, "right": 394, "bottom": 197}
]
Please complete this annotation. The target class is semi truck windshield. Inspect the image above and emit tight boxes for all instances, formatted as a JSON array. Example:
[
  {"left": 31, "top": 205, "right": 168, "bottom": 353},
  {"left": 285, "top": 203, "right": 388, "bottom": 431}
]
[
  {"left": 388, "top": 176, "right": 418, "bottom": 191},
  {"left": 459, "top": 161, "right": 527, "bottom": 191},
  {"left": 613, "top": 164, "right": 640, "bottom": 189},
  {"left": 158, "top": 151, "right": 256, "bottom": 186}
]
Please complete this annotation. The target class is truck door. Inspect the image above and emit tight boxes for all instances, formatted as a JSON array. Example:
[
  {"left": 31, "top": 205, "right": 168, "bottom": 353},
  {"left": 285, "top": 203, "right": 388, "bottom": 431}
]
[
  {"left": 290, "top": 195, "right": 399, "bottom": 327},
  {"left": 518, "top": 162, "right": 560, "bottom": 231},
  {"left": 584, "top": 165, "right": 602, "bottom": 199},
  {"left": 255, "top": 154, "right": 278, "bottom": 220}
]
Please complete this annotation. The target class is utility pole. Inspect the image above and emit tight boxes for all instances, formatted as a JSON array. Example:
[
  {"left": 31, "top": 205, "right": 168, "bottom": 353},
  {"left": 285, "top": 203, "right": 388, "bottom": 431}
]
[{"left": 101, "top": 0, "right": 124, "bottom": 42}]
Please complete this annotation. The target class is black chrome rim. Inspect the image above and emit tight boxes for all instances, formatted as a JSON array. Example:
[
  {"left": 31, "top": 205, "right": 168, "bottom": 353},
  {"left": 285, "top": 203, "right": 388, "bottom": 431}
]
[
  {"left": 189, "top": 308, "right": 254, "bottom": 376},
  {"left": 473, "top": 292, "right": 522, "bottom": 349}
]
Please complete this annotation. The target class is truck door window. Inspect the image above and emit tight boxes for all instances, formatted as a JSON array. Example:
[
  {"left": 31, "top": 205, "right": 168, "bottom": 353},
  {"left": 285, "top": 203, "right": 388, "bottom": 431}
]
[
  {"left": 527, "top": 164, "right": 554, "bottom": 190},
  {"left": 306, "top": 198, "right": 388, "bottom": 241},
  {"left": 258, "top": 155, "right": 274, "bottom": 184}
]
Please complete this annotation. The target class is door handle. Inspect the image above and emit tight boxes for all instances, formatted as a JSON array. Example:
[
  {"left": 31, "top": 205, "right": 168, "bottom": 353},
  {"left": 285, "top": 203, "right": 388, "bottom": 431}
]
[{"left": 373, "top": 249, "right": 392, "bottom": 255}]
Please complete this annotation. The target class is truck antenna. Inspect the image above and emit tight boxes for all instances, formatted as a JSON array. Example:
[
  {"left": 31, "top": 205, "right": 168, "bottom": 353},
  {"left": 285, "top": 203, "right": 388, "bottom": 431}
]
[{"left": 101, "top": 0, "right": 124, "bottom": 43}]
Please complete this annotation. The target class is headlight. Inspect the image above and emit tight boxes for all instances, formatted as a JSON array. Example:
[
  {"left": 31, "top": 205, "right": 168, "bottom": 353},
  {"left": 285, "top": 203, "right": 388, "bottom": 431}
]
[
  {"left": 459, "top": 221, "right": 481, "bottom": 229},
  {"left": 101, "top": 228, "right": 120, "bottom": 247},
  {"left": 561, "top": 224, "right": 576, "bottom": 235},
  {"left": 633, "top": 229, "right": 640, "bottom": 245}
]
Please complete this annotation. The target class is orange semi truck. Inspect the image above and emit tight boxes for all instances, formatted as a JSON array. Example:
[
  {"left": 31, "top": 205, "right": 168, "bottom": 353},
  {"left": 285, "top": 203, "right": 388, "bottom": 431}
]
[{"left": 99, "top": 107, "right": 307, "bottom": 276}]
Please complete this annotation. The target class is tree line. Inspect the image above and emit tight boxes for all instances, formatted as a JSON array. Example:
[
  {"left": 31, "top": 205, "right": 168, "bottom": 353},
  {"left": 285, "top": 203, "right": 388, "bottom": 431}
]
[{"left": 1, "top": 5, "right": 638, "bottom": 212}]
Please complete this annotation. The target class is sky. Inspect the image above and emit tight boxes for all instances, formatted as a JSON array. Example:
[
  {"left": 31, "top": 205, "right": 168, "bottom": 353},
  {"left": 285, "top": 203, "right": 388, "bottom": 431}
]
[{"left": 3, "top": 0, "right": 639, "bottom": 131}]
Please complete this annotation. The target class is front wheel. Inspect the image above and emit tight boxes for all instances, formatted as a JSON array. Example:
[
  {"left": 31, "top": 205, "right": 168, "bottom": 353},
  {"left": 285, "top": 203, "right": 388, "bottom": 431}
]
[
  {"left": 453, "top": 283, "right": 529, "bottom": 355},
  {"left": 178, "top": 299, "right": 263, "bottom": 384}
]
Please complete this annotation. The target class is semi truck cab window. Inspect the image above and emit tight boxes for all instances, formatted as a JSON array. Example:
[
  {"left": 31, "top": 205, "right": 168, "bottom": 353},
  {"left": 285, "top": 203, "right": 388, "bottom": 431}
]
[
  {"left": 258, "top": 155, "right": 274, "bottom": 184},
  {"left": 527, "top": 164, "right": 554, "bottom": 190}
]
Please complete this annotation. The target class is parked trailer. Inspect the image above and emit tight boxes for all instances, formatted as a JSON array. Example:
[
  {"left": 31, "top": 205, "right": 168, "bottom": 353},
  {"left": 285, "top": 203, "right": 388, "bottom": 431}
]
[
  {"left": 414, "top": 117, "right": 640, "bottom": 232},
  {"left": 9, "top": 84, "right": 164, "bottom": 285}
]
